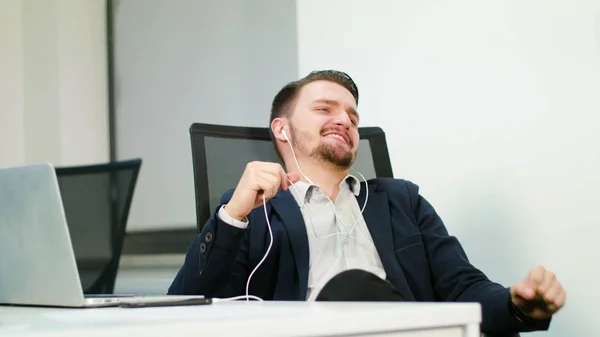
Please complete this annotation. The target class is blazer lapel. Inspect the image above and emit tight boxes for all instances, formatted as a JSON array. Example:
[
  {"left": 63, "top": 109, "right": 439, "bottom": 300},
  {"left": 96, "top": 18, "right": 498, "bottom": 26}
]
[
  {"left": 358, "top": 181, "right": 414, "bottom": 301},
  {"left": 270, "top": 191, "right": 310, "bottom": 300}
]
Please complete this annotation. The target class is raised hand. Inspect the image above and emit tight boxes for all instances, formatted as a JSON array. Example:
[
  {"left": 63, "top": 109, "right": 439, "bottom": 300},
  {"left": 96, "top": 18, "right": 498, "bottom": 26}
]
[
  {"left": 224, "top": 161, "right": 301, "bottom": 221},
  {"left": 510, "top": 265, "right": 566, "bottom": 321}
]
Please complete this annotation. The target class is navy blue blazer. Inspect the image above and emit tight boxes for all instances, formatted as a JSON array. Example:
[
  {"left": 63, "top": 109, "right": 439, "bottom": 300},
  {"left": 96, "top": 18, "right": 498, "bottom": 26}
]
[{"left": 169, "top": 178, "right": 549, "bottom": 335}]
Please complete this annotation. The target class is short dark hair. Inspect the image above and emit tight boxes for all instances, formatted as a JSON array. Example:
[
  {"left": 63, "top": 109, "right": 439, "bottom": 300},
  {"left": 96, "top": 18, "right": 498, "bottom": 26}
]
[{"left": 269, "top": 70, "right": 359, "bottom": 159}]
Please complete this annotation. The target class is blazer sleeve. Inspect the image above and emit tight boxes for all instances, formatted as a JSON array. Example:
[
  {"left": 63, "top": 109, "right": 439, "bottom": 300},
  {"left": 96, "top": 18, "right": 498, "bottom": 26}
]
[
  {"left": 167, "top": 190, "right": 250, "bottom": 298},
  {"left": 402, "top": 179, "right": 550, "bottom": 336}
]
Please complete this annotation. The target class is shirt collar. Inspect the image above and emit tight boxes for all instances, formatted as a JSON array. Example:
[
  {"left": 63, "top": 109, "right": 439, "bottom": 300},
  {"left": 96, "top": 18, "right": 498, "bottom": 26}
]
[{"left": 289, "top": 174, "right": 361, "bottom": 205}]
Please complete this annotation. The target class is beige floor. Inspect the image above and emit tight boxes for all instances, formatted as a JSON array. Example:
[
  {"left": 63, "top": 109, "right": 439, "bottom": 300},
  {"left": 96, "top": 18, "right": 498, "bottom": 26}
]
[{"left": 114, "top": 254, "right": 184, "bottom": 295}]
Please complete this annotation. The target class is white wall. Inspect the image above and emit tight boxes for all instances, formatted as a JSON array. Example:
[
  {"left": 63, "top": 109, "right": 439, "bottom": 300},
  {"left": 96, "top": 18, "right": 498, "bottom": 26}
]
[
  {"left": 57, "top": 0, "right": 110, "bottom": 165},
  {"left": 0, "top": 0, "right": 26, "bottom": 167},
  {"left": 297, "top": 1, "right": 600, "bottom": 336},
  {"left": 113, "top": 0, "right": 298, "bottom": 231},
  {"left": 0, "top": 0, "right": 109, "bottom": 168}
]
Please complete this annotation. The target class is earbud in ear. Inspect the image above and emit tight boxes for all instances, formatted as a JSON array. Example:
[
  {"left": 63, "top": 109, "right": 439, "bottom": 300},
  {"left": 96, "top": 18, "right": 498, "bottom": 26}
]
[{"left": 282, "top": 129, "right": 290, "bottom": 142}]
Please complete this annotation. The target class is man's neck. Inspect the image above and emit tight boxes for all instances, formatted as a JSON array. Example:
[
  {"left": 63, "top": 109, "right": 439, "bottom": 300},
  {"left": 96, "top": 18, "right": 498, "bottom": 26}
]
[{"left": 285, "top": 157, "right": 349, "bottom": 201}]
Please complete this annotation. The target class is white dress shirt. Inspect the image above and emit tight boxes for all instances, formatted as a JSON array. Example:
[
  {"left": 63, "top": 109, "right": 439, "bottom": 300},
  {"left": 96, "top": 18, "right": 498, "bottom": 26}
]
[{"left": 218, "top": 175, "right": 386, "bottom": 301}]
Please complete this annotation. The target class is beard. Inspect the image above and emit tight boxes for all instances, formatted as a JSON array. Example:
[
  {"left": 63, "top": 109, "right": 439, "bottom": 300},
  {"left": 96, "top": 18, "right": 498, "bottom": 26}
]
[{"left": 289, "top": 123, "right": 355, "bottom": 170}]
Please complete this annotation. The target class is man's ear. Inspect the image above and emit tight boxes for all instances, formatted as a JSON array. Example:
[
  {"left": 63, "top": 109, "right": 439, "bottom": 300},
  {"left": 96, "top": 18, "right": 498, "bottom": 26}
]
[{"left": 271, "top": 118, "right": 288, "bottom": 142}]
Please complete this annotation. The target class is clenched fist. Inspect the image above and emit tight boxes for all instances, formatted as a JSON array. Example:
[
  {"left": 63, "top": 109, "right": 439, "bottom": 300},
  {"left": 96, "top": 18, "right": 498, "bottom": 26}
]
[
  {"left": 510, "top": 265, "right": 566, "bottom": 321},
  {"left": 224, "top": 161, "right": 301, "bottom": 221}
]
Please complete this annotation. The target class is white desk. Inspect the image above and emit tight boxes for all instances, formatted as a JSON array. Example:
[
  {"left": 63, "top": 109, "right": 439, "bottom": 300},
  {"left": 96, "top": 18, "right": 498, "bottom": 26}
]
[{"left": 0, "top": 301, "right": 481, "bottom": 337}]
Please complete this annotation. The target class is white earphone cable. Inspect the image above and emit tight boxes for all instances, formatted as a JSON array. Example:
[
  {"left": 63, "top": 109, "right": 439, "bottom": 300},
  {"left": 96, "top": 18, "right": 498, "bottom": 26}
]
[
  {"left": 244, "top": 194, "right": 272, "bottom": 300},
  {"left": 283, "top": 130, "right": 368, "bottom": 239},
  {"left": 215, "top": 194, "right": 271, "bottom": 302}
]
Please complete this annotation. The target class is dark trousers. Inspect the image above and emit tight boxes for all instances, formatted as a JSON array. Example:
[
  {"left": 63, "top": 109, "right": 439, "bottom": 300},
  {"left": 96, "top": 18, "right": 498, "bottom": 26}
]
[
  {"left": 316, "top": 269, "right": 520, "bottom": 337},
  {"left": 316, "top": 269, "right": 405, "bottom": 301}
]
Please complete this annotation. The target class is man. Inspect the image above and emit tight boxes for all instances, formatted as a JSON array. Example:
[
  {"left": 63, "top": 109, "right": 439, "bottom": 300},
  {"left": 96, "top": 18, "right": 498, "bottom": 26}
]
[{"left": 169, "top": 70, "right": 566, "bottom": 335}]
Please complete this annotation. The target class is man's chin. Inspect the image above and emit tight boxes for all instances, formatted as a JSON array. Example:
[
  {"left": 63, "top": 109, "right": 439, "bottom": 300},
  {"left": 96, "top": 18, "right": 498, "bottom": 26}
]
[
  {"left": 323, "top": 152, "right": 354, "bottom": 169},
  {"left": 313, "top": 144, "right": 354, "bottom": 168}
]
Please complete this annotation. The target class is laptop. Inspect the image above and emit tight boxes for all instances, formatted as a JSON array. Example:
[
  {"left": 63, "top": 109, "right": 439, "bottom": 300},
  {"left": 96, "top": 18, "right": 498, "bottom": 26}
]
[{"left": 0, "top": 163, "right": 209, "bottom": 308}]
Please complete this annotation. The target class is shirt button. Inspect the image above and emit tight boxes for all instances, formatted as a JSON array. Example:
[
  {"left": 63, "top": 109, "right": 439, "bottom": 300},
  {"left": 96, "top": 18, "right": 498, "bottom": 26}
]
[
  {"left": 205, "top": 232, "right": 213, "bottom": 243},
  {"left": 199, "top": 242, "right": 207, "bottom": 253}
]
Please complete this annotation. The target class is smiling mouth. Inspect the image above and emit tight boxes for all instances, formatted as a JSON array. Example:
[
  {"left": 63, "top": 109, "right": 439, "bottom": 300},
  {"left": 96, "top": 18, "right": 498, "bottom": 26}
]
[{"left": 322, "top": 133, "right": 349, "bottom": 145}]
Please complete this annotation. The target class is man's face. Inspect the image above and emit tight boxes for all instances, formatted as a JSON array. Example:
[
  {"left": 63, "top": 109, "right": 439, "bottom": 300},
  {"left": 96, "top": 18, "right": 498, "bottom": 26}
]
[{"left": 287, "top": 80, "right": 360, "bottom": 169}]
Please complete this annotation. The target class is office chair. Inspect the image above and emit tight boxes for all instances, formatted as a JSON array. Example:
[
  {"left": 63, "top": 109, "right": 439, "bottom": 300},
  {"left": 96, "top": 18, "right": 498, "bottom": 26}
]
[
  {"left": 55, "top": 158, "right": 142, "bottom": 294},
  {"left": 189, "top": 123, "right": 393, "bottom": 233}
]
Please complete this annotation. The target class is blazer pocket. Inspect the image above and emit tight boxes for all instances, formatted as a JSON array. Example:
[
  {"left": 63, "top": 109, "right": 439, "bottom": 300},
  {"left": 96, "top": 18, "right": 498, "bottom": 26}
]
[{"left": 394, "top": 233, "right": 423, "bottom": 252}]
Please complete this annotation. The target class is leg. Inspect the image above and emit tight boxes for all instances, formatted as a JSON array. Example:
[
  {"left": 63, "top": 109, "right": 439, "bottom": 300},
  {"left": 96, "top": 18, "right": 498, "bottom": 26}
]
[{"left": 316, "top": 269, "right": 405, "bottom": 301}]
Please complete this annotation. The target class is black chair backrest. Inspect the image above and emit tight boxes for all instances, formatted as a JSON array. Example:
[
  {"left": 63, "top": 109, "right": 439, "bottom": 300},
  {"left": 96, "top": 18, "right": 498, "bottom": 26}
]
[
  {"left": 189, "top": 123, "right": 393, "bottom": 233},
  {"left": 55, "top": 158, "right": 142, "bottom": 294}
]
